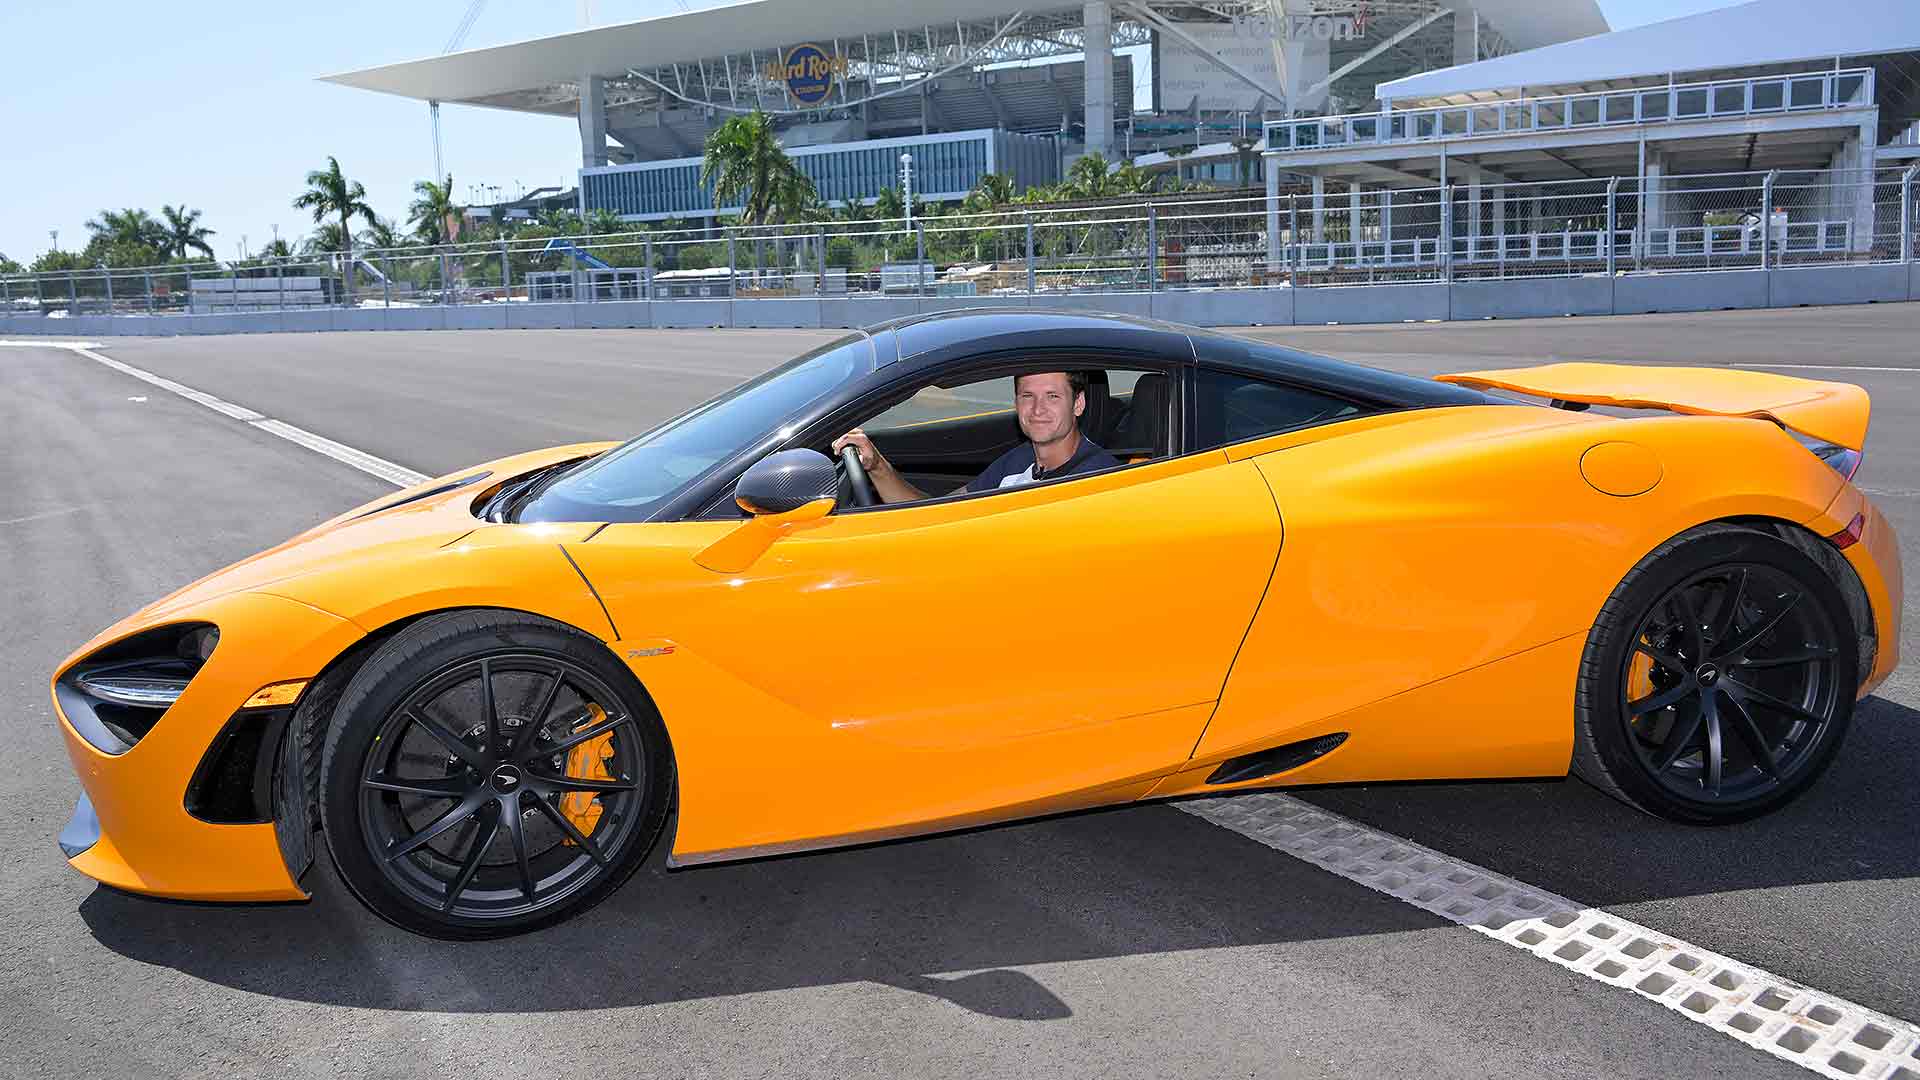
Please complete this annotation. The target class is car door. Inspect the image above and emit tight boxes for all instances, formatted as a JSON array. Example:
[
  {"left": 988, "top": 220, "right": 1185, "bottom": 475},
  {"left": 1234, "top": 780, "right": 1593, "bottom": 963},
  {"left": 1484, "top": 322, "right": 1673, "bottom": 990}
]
[{"left": 570, "top": 439, "right": 1281, "bottom": 862}]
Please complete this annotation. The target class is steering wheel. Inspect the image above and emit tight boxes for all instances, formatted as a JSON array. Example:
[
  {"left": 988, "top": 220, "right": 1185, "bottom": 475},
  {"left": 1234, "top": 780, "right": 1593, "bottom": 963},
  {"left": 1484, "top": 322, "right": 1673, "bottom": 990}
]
[{"left": 838, "top": 444, "right": 878, "bottom": 507}]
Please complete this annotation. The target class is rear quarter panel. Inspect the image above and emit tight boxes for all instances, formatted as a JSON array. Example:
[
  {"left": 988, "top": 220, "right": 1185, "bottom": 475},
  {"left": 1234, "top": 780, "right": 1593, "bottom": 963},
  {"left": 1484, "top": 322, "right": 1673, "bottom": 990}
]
[{"left": 1190, "top": 404, "right": 1847, "bottom": 784}]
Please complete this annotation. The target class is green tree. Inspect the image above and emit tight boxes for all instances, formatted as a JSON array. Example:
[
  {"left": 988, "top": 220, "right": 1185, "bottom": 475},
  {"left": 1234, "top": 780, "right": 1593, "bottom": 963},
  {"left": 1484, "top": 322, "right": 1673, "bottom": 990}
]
[
  {"left": 584, "top": 207, "right": 625, "bottom": 236},
  {"left": 407, "top": 174, "right": 460, "bottom": 245},
  {"left": 0, "top": 253, "right": 20, "bottom": 275},
  {"left": 701, "top": 111, "right": 818, "bottom": 226},
  {"left": 256, "top": 238, "right": 295, "bottom": 259},
  {"left": 159, "top": 205, "right": 217, "bottom": 259},
  {"left": 359, "top": 215, "right": 405, "bottom": 251},
  {"left": 293, "top": 157, "right": 377, "bottom": 262},
  {"left": 962, "top": 173, "right": 1017, "bottom": 214},
  {"left": 304, "top": 221, "right": 350, "bottom": 254},
  {"left": 83, "top": 208, "right": 168, "bottom": 265},
  {"left": 1066, "top": 153, "right": 1115, "bottom": 199},
  {"left": 31, "top": 249, "right": 93, "bottom": 273}
]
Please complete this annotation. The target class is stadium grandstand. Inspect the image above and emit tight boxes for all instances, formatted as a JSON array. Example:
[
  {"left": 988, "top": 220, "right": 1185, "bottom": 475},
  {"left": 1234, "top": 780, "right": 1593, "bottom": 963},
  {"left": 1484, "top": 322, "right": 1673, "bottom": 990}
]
[{"left": 322, "top": 1, "right": 1611, "bottom": 222}]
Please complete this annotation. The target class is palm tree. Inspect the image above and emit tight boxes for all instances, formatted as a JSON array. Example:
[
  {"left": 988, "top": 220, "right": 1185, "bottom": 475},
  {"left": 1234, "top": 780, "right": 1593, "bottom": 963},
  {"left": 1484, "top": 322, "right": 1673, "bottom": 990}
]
[
  {"left": 701, "top": 111, "right": 818, "bottom": 226},
  {"left": 304, "top": 221, "right": 350, "bottom": 254},
  {"left": 1067, "top": 153, "right": 1115, "bottom": 199},
  {"left": 584, "top": 207, "right": 626, "bottom": 236},
  {"left": 85, "top": 208, "right": 167, "bottom": 252},
  {"left": 407, "top": 174, "right": 460, "bottom": 245},
  {"left": 257, "top": 238, "right": 295, "bottom": 259},
  {"left": 962, "top": 173, "right": 1017, "bottom": 213},
  {"left": 293, "top": 157, "right": 377, "bottom": 274},
  {"left": 159, "top": 205, "right": 216, "bottom": 259},
  {"left": 359, "top": 215, "right": 405, "bottom": 252},
  {"left": 872, "top": 187, "right": 906, "bottom": 222}
]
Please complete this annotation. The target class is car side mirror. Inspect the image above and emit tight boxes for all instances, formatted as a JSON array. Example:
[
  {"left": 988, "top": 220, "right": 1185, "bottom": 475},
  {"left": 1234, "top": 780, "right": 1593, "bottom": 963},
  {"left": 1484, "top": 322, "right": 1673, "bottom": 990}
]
[{"left": 736, "top": 448, "right": 839, "bottom": 517}]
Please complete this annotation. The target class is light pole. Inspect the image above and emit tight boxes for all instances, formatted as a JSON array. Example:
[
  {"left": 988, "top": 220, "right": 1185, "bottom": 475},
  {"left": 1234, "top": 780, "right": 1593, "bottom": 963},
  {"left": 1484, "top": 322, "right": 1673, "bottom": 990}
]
[{"left": 900, "top": 152, "right": 914, "bottom": 232}]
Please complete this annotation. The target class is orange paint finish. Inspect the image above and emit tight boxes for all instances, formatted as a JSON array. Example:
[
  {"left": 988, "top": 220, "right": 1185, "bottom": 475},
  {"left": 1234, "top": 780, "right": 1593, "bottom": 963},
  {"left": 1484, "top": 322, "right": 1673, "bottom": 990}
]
[
  {"left": 54, "top": 591, "right": 366, "bottom": 900},
  {"left": 1812, "top": 483, "right": 1904, "bottom": 697},
  {"left": 570, "top": 452, "right": 1280, "bottom": 862}
]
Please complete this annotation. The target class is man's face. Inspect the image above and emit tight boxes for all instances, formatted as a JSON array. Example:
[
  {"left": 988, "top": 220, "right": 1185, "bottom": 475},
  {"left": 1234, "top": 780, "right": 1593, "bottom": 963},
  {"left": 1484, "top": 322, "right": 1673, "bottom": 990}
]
[{"left": 1014, "top": 372, "right": 1083, "bottom": 447}]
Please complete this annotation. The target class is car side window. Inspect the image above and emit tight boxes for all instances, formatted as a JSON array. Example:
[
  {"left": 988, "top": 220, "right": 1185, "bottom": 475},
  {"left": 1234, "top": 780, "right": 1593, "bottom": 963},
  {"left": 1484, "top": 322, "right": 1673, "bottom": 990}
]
[{"left": 1192, "top": 369, "right": 1363, "bottom": 451}]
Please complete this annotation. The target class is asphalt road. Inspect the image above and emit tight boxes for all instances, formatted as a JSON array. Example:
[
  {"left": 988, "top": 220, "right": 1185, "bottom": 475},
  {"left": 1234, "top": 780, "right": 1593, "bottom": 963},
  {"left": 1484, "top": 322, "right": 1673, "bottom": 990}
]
[{"left": 3, "top": 303, "right": 1915, "bottom": 1078}]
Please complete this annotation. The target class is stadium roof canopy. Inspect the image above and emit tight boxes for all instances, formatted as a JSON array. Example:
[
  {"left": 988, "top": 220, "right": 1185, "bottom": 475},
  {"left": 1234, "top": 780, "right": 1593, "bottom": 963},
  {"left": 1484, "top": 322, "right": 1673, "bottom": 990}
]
[
  {"left": 323, "top": 0, "right": 1610, "bottom": 112},
  {"left": 1379, "top": 0, "right": 1920, "bottom": 104}
]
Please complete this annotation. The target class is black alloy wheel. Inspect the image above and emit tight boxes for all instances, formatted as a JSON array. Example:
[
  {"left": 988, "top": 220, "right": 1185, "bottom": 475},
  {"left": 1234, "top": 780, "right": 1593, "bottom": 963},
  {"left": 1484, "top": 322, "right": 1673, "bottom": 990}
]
[
  {"left": 1573, "top": 524, "right": 1857, "bottom": 824},
  {"left": 321, "top": 612, "right": 671, "bottom": 938}
]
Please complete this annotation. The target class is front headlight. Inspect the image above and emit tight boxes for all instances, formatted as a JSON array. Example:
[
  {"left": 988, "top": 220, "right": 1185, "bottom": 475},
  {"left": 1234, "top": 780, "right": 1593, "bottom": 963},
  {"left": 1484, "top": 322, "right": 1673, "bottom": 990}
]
[{"left": 57, "top": 623, "right": 218, "bottom": 754}]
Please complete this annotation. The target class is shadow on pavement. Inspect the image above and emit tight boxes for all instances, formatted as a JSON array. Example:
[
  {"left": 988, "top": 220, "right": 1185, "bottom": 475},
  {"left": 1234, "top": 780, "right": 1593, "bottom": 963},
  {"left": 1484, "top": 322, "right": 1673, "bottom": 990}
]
[{"left": 80, "top": 697, "right": 1919, "bottom": 1018}]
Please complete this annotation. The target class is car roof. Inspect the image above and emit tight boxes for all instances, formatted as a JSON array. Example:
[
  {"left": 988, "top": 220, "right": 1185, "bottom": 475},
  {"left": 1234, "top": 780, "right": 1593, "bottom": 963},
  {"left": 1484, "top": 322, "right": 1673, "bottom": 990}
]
[{"left": 860, "top": 308, "right": 1491, "bottom": 409}]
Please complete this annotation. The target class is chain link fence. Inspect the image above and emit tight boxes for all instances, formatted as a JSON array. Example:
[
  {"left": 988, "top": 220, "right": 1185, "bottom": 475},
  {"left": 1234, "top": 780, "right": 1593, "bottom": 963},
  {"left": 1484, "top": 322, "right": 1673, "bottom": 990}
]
[{"left": 5, "top": 166, "right": 1917, "bottom": 319}]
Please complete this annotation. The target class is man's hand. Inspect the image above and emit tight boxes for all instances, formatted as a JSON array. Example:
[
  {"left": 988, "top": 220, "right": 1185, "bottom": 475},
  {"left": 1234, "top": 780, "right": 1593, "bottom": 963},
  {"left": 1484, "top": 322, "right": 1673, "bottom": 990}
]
[{"left": 830, "top": 428, "right": 925, "bottom": 503}]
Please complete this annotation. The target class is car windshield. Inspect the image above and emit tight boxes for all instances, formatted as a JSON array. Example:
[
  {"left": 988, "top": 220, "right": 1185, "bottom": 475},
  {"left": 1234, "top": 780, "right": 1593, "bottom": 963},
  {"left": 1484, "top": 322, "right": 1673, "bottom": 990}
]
[{"left": 517, "top": 332, "right": 876, "bottom": 523}]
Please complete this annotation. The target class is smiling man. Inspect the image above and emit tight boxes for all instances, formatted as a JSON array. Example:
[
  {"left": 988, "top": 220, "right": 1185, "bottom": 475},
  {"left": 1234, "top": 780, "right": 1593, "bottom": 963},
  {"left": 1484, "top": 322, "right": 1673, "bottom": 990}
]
[{"left": 833, "top": 370, "right": 1122, "bottom": 504}]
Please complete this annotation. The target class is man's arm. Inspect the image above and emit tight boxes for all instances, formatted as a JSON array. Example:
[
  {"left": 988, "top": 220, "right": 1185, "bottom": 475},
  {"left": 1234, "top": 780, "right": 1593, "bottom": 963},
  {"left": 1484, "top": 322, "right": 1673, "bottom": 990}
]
[{"left": 830, "top": 429, "right": 927, "bottom": 503}]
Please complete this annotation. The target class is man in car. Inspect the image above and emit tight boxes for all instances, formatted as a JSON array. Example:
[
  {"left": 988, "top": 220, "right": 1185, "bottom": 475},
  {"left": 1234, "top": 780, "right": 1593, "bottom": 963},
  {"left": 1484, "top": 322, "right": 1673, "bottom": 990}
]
[{"left": 832, "top": 370, "right": 1121, "bottom": 504}]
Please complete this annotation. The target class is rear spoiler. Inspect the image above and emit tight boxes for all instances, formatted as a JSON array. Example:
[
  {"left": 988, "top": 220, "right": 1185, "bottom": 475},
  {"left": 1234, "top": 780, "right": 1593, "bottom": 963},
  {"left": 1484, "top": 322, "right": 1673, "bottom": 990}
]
[{"left": 1436, "top": 362, "right": 1870, "bottom": 451}]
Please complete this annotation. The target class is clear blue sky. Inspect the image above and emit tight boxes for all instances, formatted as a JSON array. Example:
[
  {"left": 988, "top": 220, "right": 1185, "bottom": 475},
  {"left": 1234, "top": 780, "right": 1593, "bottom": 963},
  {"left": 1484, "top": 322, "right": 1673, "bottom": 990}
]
[{"left": 0, "top": 0, "right": 1740, "bottom": 264}]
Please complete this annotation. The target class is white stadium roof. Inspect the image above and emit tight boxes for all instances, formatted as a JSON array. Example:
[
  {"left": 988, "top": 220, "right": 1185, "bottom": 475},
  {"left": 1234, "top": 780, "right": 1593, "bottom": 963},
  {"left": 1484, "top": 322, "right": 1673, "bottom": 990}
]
[
  {"left": 323, "top": 0, "right": 1611, "bottom": 108},
  {"left": 1379, "top": 0, "right": 1920, "bottom": 103}
]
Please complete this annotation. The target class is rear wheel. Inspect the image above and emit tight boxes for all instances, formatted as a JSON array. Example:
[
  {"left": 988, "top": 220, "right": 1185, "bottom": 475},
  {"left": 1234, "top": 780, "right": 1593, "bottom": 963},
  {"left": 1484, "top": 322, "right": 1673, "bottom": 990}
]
[
  {"left": 319, "top": 611, "right": 672, "bottom": 938},
  {"left": 1572, "top": 524, "right": 1856, "bottom": 824}
]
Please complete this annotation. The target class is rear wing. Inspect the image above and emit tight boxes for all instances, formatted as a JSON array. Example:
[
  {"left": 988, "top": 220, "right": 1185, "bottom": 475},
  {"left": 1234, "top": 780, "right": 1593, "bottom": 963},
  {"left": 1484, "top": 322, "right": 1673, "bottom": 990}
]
[{"left": 1436, "top": 363, "right": 1870, "bottom": 451}]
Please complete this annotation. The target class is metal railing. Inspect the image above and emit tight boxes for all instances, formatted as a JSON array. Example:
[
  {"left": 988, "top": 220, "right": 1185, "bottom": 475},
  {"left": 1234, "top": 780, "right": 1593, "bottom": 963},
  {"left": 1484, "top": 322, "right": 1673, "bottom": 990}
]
[
  {"left": 1267, "top": 68, "right": 1876, "bottom": 153},
  {"left": 3, "top": 165, "right": 1915, "bottom": 318}
]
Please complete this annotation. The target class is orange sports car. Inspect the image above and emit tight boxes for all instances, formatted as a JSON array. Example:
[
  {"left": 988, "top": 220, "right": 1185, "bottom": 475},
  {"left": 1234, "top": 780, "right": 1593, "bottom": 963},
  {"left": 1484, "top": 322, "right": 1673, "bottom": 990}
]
[{"left": 52, "top": 311, "right": 1901, "bottom": 938}]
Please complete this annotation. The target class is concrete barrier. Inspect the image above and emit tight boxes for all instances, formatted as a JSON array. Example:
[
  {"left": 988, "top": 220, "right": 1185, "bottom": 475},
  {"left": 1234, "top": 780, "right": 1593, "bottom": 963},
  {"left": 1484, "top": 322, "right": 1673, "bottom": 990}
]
[
  {"left": 1614, "top": 270, "right": 1767, "bottom": 314},
  {"left": 1028, "top": 291, "right": 1156, "bottom": 319},
  {"left": 1769, "top": 264, "right": 1909, "bottom": 308},
  {"left": 1452, "top": 276, "right": 1613, "bottom": 320},
  {"left": 445, "top": 303, "right": 506, "bottom": 328},
  {"left": 1912, "top": 261, "right": 1920, "bottom": 301},
  {"left": 508, "top": 303, "right": 577, "bottom": 330},
  {"left": 575, "top": 301, "right": 652, "bottom": 329},
  {"left": 913, "top": 295, "right": 1027, "bottom": 314},
  {"left": 831, "top": 297, "right": 919, "bottom": 328},
  {"left": 1149, "top": 288, "right": 1293, "bottom": 326},
  {"left": 332, "top": 308, "right": 384, "bottom": 332},
  {"left": 282, "top": 309, "right": 333, "bottom": 333},
  {"left": 1296, "top": 282, "right": 1449, "bottom": 325},
  {"left": 654, "top": 300, "right": 733, "bottom": 328},
  {"left": 734, "top": 297, "right": 822, "bottom": 328}
]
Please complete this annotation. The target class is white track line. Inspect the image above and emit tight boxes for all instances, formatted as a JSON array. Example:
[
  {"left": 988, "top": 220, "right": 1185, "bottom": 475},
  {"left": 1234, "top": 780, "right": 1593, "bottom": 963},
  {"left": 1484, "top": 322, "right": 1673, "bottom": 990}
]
[
  {"left": 0, "top": 341, "right": 427, "bottom": 489},
  {"left": 1731, "top": 364, "right": 1920, "bottom": 373},
  {"left": 11, "top": 339, "right": 1916, "bottom": 1075},
  {"left": 1182, "top": 793, "right": 1920, "bottom": 1079}
]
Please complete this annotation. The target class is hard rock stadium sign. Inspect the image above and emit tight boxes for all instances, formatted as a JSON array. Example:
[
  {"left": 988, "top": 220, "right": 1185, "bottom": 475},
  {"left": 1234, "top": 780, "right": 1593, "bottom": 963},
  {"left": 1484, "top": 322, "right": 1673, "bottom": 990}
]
[{"left": 763, "top": 44, "right": 849, "bottom": 105}]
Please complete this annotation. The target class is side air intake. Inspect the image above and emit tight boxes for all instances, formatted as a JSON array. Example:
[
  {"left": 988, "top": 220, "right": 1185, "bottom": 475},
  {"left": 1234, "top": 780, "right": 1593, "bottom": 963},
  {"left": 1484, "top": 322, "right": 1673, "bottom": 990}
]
[{"left": 1206, "top": 732, "right": 1349, "bottom": 786}]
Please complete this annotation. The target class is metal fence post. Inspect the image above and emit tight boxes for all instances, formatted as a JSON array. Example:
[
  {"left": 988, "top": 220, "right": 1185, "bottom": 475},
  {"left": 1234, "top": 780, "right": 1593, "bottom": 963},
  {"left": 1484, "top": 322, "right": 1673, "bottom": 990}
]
[
  {"left": 644, "top": 235, "right": 654, "bottom": 300},
  {"left": 816, "top": 227, "right": 827, "bottom": 295},
  {"left": 343, "top": 240, "right": 354, "bottom": 309},
  {"left": 1146, "top": 203, "right": 1158, "bottom": 291},
  {"left": 2, "top": 273, "right": 10, "bottom": 314},
  {"left": 915, "top": 222, "right": 927, "bottom": 298},
  {"left": 726, "top": 231, "right": 737, "bottom": 298},
  {"left": 439, "top": 249, "right": 451, "bottom": 304},
  {"left": 143, "top": 271, "right": 154, "bottom": 314},
  {"left": 1902, "top": 164, "right": 1917, "bottom": 264},
  {"left": 1288, "top": 193, "right": 1299, "bottom": 282},
  {"left": 1605, "top": 177, "right": 1620, "bottom": 277},
  {"left": 103, "top": 267, "right": 114, "bottom": 313},
  {"left": 276, "top": 259, "right": 285, "bottom": 311},
  {"left": 1025, "top": 212, "right": 1035, "bottom": 295},
  {"left": 230, "top": 265, "right": 240, "bottom": 313},
  {"left": 500, "top": 237, "right": 512, "bottom": 300},
  {"left": 1761, "top": 169, "right": 1776, "bottom": 270},
  {"left": 1440, "top": 185, "right": 1454, "bottom": 283}
]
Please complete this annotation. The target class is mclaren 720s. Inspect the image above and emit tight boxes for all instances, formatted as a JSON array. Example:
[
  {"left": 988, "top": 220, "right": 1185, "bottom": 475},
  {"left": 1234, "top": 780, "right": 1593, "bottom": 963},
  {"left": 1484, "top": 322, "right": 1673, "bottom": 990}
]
[{"left": 52, "top": 311, "right": 1900, "bottom": 938}]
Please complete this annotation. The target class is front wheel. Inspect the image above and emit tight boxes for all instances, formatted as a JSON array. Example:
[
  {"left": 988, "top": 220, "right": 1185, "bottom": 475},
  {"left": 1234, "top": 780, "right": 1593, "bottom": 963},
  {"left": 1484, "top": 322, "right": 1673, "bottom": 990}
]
[
  {"left": 319, "top": 611, "right": 672, "bottom": 938},
  {"left": 1572, "top": 524, "right": 1857, "bottom": 825}
]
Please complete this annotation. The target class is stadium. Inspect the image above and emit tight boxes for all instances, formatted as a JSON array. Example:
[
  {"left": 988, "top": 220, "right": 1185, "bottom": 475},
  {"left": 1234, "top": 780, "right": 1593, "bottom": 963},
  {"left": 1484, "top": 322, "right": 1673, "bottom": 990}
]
[{"left": 322, "top": 0, "right": 1614, "bottom": 221}]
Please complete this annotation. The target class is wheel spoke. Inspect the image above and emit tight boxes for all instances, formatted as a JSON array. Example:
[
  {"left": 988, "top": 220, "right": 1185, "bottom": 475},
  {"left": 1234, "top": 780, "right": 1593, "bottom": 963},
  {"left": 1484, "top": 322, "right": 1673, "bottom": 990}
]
[
  {"left": 363, "top": 772, "right": 469, "bottom": 799},
  {"left": 1728, "top": 680, "right": 1828, "bottom": 727},
  {"left": 509, "top": 665, "right": 567, "bottom": 760},
  {"left": 539, "top": 711, "right": 632, "bottom": 758},
  {"left": 1653, "top": 700, "right": 1707, "bottom": 773},
  {"left": 441, "top": 803, "right": 500, "bottom": 913},
  {"left": 1721, "top": 692, "right": 1779, "bottom": 779},
  {"left": 1667, "top": 587, "right": 1706, "bottom": 660},
  {"left": 504, "top": 796, "right": 537, "bottom": 903},
  {"left": 1705, "top": 568, "right": 1748, "bottom": 652},
  {"left": 1713, "top": 590, "right": 1801, "bottom": 662},
  {"left": 1736, "top": 646, "right": 1838, "bottom": 669},
  {"left": 1702, "top": 692, "right": 1724, "bottom": 796},
  {"left": 534, "top": 771, "right": 639, "bottom": 793},
  {"left": 478, "top": 658, "right": 499, "bottom": 750},
  {"left": 386, "top": 789, "right": 488, "bottom": 862},
  {"left": 531, "top": 796, "right": 611, "bottom": 868},
  {"left": 1628, "top": 683, "right": 1690, "bottom": 717},
  {"left": 407, "top": 707, "right": 488, "bottom": 769},
  {"left": 1635, "top": 642, "right": 1691, "bottom": 673}
]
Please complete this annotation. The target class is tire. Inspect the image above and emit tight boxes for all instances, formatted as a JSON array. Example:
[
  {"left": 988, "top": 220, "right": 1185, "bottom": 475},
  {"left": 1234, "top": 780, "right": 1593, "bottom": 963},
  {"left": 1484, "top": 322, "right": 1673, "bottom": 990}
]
[
  {"left": 318, "top": 610, "right": 673, "bottom": 939},
  {"left": 1572, "top": 523, "right": 1857, "bottom": 825}
]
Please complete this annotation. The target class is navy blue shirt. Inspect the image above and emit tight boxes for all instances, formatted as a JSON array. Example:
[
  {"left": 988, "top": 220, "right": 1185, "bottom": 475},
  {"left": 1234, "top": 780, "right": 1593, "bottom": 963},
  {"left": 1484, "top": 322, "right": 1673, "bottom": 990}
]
[{"left": 964, "top": 435, "right": 1121, "bottom": 493}]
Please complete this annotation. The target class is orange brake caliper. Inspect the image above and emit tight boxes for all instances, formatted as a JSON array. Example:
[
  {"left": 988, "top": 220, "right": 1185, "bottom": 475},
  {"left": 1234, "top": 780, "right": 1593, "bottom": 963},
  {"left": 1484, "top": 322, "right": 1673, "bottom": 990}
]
[{"left": 559, "top": 703, "right": 616, "bottom": 841}]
